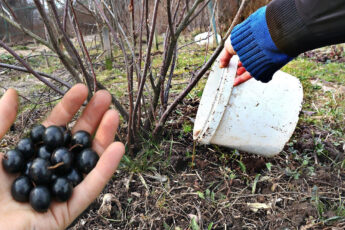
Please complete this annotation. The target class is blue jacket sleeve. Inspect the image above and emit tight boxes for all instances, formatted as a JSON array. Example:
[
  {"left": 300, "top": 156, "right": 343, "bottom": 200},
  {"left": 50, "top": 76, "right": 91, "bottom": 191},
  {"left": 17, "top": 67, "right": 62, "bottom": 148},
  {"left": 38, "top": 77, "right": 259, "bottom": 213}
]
[{"left": 230, "top": 6, "right": 293, "bottom": 83}]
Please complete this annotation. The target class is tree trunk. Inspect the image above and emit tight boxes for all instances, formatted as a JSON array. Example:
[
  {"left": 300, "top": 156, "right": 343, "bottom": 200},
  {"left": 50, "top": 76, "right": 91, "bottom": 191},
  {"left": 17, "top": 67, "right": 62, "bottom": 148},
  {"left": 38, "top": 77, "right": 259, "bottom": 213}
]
[{"left": 218, "top": 0, "right": 271, "bottom": 31}]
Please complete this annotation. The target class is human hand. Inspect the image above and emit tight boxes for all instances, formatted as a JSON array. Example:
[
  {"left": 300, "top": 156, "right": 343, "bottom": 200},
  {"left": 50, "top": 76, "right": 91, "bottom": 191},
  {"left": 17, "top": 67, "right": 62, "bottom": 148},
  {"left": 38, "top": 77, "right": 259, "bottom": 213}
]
[
  {"left": 219, "top": 38, "right": 253, "bottom": 86},
  {"left": 0, "top": 84, "right": 125, "bottom": 229}
]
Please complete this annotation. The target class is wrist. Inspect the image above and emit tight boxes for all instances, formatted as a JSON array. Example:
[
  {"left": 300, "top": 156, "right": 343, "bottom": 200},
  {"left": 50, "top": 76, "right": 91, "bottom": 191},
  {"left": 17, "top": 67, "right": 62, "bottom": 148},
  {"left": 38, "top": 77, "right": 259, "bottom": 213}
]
[{"left": 231, "top": 6, "right": 293, "bottom": 83}]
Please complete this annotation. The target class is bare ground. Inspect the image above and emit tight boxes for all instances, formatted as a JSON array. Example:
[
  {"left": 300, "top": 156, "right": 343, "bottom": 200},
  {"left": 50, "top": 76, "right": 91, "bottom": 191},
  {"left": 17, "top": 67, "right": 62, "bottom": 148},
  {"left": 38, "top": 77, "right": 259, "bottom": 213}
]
[{"left": 64, "top": 96, "right": 345, "bottom": 230}]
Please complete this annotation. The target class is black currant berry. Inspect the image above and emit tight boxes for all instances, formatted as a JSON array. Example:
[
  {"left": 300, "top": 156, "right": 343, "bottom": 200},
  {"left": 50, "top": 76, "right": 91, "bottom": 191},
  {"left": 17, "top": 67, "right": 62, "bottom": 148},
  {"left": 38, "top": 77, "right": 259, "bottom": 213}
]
[
  {"left": 51, "top": 173, "right": 58, "bottom": 183},
  {"left": 16, "top": 138, "right": 34, "bottom": 159},
  {"left": 30, "top": 125, "right": 46, "bottom": 144},
  {"left": 11, "top": 176, "right": 33, "bottom": 202},
  {"left": 66, "top": 168, "right": 82, "bottom": 186},
  {"left": 23, "top": 160, "right": 33, "bottom": 177},
  {"left": 29, "top": 158, "right": 52, "bottom": 184},
  {"left": 37, "top": 146, "right": 52, "bottom": 160},
  {"left": 51, "top": 147, "right": 73, "bottom": 174},
  {"left": 2, "top": 149, "right": 25, "bottom": 173},
  {"left": 71, "top": 130, "right": 92, "bottom": 152},
  {"left": 59, "top": 126, "right": 67, "bottom": 132},
  {"left": 75, "top": 148, "right": 99, "bottom": 174},
  {"left": 60, "top": 126, "right": 72, "bottom": 146},
  {"left": 29, "top": 186, "right": 51, "bottom": 212},
  {"left": 43, "top": 126, "right": 64, "bottom": 151},
  {"left": 51, "top": 177, "right": 73, "bottom": 202}
]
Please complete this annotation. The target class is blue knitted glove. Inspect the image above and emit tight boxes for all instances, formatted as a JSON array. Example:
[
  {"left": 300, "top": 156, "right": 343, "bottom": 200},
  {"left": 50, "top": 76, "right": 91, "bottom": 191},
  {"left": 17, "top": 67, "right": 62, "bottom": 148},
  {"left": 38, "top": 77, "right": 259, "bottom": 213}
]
[{"left": 231, "top": 6, "right": 293, "bottom": 82}]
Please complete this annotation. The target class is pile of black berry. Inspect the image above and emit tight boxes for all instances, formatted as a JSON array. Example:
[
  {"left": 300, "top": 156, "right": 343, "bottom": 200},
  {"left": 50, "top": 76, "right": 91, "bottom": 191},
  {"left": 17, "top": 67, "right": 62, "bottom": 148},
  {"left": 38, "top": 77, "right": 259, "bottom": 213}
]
[{"left": 2, "top": 125, "right": 99, "bottom": 212}]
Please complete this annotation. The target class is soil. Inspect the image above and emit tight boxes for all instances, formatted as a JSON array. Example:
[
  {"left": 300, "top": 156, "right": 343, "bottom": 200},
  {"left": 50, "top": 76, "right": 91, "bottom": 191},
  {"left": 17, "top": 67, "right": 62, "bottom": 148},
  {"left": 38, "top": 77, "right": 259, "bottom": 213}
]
[
  {"left": 63, "top": 96, "right": 345, "bottom": 230},
  {"left": 302, "top": 44, "right": 345, "bottom": 64}
]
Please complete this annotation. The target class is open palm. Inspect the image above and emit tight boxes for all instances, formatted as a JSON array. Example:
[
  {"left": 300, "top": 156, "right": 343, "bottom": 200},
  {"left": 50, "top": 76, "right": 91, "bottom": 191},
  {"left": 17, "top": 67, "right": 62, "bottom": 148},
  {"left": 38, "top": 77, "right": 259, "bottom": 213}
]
[{"left": 0, "top": 84, "right": 124, "bottom": 229}]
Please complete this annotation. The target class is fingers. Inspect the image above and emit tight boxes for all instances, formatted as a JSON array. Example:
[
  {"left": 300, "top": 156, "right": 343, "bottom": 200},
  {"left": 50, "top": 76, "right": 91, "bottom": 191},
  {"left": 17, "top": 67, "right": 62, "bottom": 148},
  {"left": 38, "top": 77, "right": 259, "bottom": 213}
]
[
  {"left": 0, "top": 89, "right": 18, "bottom": 139},
  {"left": 219, "top": 49, "right": 232, "bottom": 68},
  {"left": 67, "top": 142, "right": 125, "bottom": 222},
  {"left": 43, "top": 84, "right": 88, "bottom": 127},
  {"left": 72, "top": 90, "right": 111, "bottom": 135},
  {"left": 0, "top": 89, "right": 18, "bottom": 193},
  {"left": 219, "top": 38, "right": 236, "bottom": 68},
  {"left": 237, "top": 66, "right": 246, "bottom": 76},
  {"left": 234, "top": 71, "right": 252, "bottom": 86},
  {"left": 92, "top": 109, "right": 120, "bottom": 155}
]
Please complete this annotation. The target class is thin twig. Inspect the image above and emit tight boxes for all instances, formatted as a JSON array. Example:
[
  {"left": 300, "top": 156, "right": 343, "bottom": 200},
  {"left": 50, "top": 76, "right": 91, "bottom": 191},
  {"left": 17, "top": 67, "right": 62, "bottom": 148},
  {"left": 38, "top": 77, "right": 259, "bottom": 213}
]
[
  {"left": 163, "top": 45, "right": 178, "bottom": 109},
  {"left": 132, "top": 0, "right": 160, "bottom": 133},
  {"left": 137, "top": 0, "right": 146, "bottom": 130},
  {"left": 33, "top": 0, "right": 83, "bottom": 84},
  {"left": 0, "top": 85, "right": 33, "bottom": 103},
  {"left": 62, "top": 0, "right": 69, "bottom": 32},
  {"left": 0, "top": 11, "right": 53, "bottom": 50},
  {"left": 94, "top": 0, "right": 131, "bottom": 121},
  {"left": 145, "top": 0, "right": 204, "bottom": 128},
  {"left": 69, "top": 1, "right": 98, "bottom": 93},
  {"left": 94, "top": 0, "right": 131, "bottom": 81},
  {"left": 186, "top": 0, "right": 212, "bottom": 26},
  {"left": 1, "top": 0, "right": 18, "bottom": 21},
  {"left": 47, "top": 0, "right": 93, "bottom": 94},
  {"left": 127, "top": 0, "right": 136, "bottom": 151},
  {"left": 178, "top": 32, "right": 215, "bottom": 50},
  {"left": 0, "top": 63, "right": 71, "bottom": 88},
  {"left": 96, "top": 82, "right": 129, "bottom": 121},
  {"left": 102, "top": 1, "right": 142, "bottom": 80},
  {"left": 167, "top": 0, "right": 176, "bottom": 39},
  {"left": 0, "top": 40, "right": 65, "bottom": 96}
]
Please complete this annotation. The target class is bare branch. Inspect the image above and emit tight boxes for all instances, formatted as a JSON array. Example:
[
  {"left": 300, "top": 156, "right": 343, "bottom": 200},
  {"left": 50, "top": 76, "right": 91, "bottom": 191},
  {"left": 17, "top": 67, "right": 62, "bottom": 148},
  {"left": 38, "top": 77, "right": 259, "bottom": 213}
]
[
  {"left": 102, "top": 1, "right": 142, "bottom": 80},
  {"left": 0, "top": 11, "right": 53, "bottom": 50},
  {"left": 132, "top": 0, "right": 160, "bottom": 128},
  {"left": 47, "top": 0, "right": 94, "bottom": 94},
  {"left": 138, "top": 0, "right": 145, "bottom": 70},
  {"left": 153, "top": 0, "right": 249, "bottom": 137},
  {"left": 163, "top": 45, "right": 178, "bottom": 109},
  {"left": 0, "top": 40, "right": 65, "bottom": 96},
  {"left": 96, "top": 82, "right": 129, "bottom": 121},
  {"left": 33, "top": 0, "right": 83, "bottom": 84},
  {"left": 175, "top": 0, "right": 204, "bottom": 37},
  {"left": 0, "top": 85, "right": 34, "bottom": 103},
  {"left": 0, "top": 63, "right": 72, "bottom": 88},
  {"left": 1, "top": 0, "right": 18, "bottom": 21},
  {"left": 68, "top": 1, "right": 98, "bottom": 93},
  {"left": 62, "top": 0, "right": 69, "bottom": 32},
  {"left": 154, "top": 0, "right": 204, "bottom": 113},
  {"left": 94, "top": 0, "right": 131, "bottom": 78},
  {"left": 167, "top": 0, "right": 175, "bottom": 39},
  {"left": 187, "top": 0, "right": 212, "bottom": 26}
]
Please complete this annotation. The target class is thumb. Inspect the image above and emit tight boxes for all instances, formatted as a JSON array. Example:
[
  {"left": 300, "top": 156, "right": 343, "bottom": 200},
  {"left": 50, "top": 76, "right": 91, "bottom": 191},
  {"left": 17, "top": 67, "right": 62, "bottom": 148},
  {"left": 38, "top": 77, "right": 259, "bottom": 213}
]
[
  {"left": 0, "top": 89, "right": 18, "bottom": 139},
  {"left": 219, "top": 38, "right": 236, "bottom": 68}
]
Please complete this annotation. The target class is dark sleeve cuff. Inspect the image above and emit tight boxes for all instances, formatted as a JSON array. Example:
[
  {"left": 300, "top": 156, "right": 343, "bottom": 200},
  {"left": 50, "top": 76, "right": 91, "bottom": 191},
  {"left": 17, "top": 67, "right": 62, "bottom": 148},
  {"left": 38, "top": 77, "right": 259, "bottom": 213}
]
[
  {"left": 231, "top": 6, "right": 293, "bottom": 83},
  {"left": 266, "top": 0, "right": 345, "bottom": 57}
]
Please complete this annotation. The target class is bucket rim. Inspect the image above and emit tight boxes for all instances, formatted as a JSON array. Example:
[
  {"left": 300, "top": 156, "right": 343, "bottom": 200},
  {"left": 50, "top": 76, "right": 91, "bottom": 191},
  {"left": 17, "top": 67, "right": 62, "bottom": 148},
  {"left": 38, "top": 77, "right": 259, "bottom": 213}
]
[{"left": 193, "top": 56, "right": 239, "bottom": 144}]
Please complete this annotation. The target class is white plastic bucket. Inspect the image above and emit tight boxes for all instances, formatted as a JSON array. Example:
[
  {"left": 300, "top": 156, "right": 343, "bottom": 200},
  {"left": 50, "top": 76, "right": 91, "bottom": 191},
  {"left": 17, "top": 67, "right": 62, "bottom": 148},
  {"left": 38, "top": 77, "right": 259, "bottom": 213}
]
[{"left": 193, "top": 56, "right": 303, "bottom": 157}]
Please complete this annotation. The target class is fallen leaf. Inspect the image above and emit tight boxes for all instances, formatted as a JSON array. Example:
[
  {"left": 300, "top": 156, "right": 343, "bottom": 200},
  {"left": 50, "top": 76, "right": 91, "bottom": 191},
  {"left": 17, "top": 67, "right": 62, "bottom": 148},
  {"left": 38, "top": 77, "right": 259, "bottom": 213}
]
[
  {"left": 98, "top": 193, "right": 121, "bottom": 218},
  {"left": 247, "top": 202, "right": 272, "bottom": 213},
  {"left": 131, "top": 192, "right": 141, "bottom": 198}
]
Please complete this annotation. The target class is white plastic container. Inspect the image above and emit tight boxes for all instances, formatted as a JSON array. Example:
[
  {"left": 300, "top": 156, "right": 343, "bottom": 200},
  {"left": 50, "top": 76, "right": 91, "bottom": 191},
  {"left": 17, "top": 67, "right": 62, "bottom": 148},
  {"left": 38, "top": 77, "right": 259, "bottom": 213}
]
[
  {"left": 194, "top": 32, "right": 222, "bottom": 46},
  {"left": 193, "top": 56, "right": 303, "bottom": 157}
]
